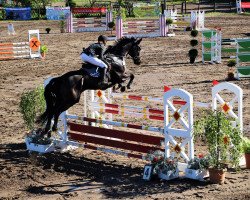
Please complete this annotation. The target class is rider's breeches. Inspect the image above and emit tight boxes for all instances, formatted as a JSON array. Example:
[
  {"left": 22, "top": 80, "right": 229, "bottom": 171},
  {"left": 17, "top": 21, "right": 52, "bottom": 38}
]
[{"left": 81, "top": 53, "right": 108, "bottom": 68}]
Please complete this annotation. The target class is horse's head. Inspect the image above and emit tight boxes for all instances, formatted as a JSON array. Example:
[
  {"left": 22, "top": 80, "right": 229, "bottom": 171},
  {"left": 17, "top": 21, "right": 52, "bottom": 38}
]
[
  {"left": 127, "top": 38, "right": 142, "bottom": 65},
  {"left": 105, "top": 37, "right": 142, "bottom": 65}
]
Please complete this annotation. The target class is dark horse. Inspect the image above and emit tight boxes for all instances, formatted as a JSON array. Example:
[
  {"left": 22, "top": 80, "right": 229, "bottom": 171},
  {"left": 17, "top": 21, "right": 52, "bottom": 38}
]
[{"left": 37, "top": 37, "right": 142, "bottom": 136}]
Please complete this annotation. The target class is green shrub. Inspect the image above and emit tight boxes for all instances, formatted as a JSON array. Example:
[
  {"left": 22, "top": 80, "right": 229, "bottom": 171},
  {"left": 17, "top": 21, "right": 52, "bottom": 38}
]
[
  {"left": 108, "top": 21, "right": 115, "bottom": 29},
  {"left": 242, "top": 137, "right": 250, "bottom": 154},
  {"left": 166, "top": 18, "right": 173, "bottom": 25},
  {"left": 194, "top": 110, "right": 242, "bottom": 169},
  {"left": 19, "top": 86, "right": 46, "bottom": 130},
  {"left": 227, "top": 59, "right": 237, "bottom": 67},
  {"left": 188, "top": 49, "right": 198, "bottom": 58},
  {"left": 190, "top": 39, "right": 198, "bottom": 47},
  {"left": 191, "top": 29, "right": 198, "bottom": 37}
]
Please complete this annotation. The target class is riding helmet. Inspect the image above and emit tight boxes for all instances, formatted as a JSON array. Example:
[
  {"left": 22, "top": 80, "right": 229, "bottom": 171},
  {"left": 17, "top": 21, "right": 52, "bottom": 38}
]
[{"left": 98, "top": 35, "right": 108, "bottom": 42}]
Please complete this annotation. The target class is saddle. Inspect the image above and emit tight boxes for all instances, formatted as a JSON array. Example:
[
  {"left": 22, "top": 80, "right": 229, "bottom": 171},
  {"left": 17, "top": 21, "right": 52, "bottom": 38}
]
[{"left": 81, "top": 63, "right": 100, "bottom": 78}]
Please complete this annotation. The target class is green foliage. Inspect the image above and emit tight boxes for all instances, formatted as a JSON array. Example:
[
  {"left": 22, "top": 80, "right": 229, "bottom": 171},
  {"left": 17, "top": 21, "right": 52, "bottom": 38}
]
[
  {"left": 59, "top": 19, "right": 66, "bottom": 29},
  {"left": 19, "top": 86, "right": 46, "bottom": 130},
  {"left": 146, "top": 151, "right": 178, "bottom": 175},
  {"left": 190, "top": 39, "right": 198, "bottom": 47},
  {"left": 188, "top": 49, "right": 198, "bottom": 58},
  {"left": 187, "top": 156, "right": 210, "bottom": 171},
  {"left": 194, "top": 110, "right": 243, "bottom": 169},
  {"left": 166, "top": 18, "right": 173, "bottom": 25},
  {"left": 66, "top": 0, "right": 76, "bottom": 7},
  {"left": 191, "top": 29, "right": 198, "bottom": 37},
  {"left": 108, "top": 21, "right": 115, "bottom": 29},
  {"left": 40, "top": 45, "right": 48, "bottom": 53},
  {"left": 227, "top": 59, "right": 237, "bottom": 67},
  {"left": 242, "top": 137, "right": 250, "bottom": 154}
]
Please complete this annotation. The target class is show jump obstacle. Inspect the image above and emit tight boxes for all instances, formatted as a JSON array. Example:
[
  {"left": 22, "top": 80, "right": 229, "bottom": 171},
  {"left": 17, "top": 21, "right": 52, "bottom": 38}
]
[
  {"left": 66, "top": 7, "right": 112, "bottom": 33},
  {"left": 26, "top": 81, "right": 243, "bottom": 172},
  {"left": 236, "top": 0, "right": 250, "bottom": 13},
  {"left": 116, "top": 10, "right": 205, "bottom": 39},
  {"left": 164, "top": 9, "right": 205, "bottom": 31},
  {"left": 202, "top": 29, "right": 250, "bottom": 78},
  {"left": 0, "top": 30, "right": 41, "bottom": 60}
]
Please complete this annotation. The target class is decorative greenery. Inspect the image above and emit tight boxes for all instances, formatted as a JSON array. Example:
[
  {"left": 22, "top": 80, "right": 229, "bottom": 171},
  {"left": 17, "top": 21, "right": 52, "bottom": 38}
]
[
  {"left": 108, "top": 21, "right": 115, "bottom": 35},
  {"left": 59, "top": 18, "right": 66, "bottom": 32},
  {"left": 227, "top": 59, "right": 236, "bottom": 80},
  {"left": 188, "top": 49, "right": 198, "bottom": 57},
  {"left": 188, "top": 29, "right": 199, "bottom": 63},
  {"left": 194, "top": 110, "right": 242, "bottom": 169},
  {"left": 187, "top": 155, "right": 210, "bottom": 171},
  {"left": 242, "top": 137, "right": 250, "bottom": 154},
  {"left": 146, "top": 151, "right": 178, "bottom": 175},
  {"left": 227, "top": 59, "right": 237, "bottom": 67},
  {"left": 40, "top": 45, "right": 48, "bottom": 53},
  {"left": 19, "top": 86, "right": 46, "bottom": 130},
  {"left": 166, "top": 18, "right": 173, "bottom": 25},
  {"left": 45, "top": 27, "right": 51, "bottom": 34},
  {"left": 191, "top": 29, "right": 198, "bottom": 37},
  {"left": 190, "top": 39, "right": 198, "bottom": 47}
]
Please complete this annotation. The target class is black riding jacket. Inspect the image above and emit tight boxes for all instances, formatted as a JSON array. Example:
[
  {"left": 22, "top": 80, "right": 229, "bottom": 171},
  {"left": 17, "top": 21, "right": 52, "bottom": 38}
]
[{"left": 83, "top": 43, "right": 106, "bottom": 60}]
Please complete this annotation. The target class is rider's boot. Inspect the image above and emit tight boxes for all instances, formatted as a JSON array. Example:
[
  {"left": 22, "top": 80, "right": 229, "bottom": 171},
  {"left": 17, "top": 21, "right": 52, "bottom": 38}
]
[{"left": 98, "top": 67, "right": 109, "bottom": 86}]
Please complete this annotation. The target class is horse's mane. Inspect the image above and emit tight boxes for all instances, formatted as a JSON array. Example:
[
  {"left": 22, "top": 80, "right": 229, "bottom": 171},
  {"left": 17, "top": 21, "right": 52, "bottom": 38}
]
[{"left": 105, "top": 37, "right": 136, "bottom": 55}]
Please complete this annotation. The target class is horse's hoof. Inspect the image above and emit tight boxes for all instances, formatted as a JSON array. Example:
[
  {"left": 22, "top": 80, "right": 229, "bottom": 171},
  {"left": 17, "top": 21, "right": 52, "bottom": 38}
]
[
  {"left": 127, "top": 86, "right": 131, "bottom": 90},
  {"left": 121, "top": 86, "right": 126, "bottom": 92}
]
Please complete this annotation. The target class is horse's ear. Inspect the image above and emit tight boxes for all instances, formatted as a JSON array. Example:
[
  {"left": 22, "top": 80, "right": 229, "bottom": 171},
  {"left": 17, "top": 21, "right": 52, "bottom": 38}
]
[{"left": 136, "top": 38, "right": 142, "bottom": 44}]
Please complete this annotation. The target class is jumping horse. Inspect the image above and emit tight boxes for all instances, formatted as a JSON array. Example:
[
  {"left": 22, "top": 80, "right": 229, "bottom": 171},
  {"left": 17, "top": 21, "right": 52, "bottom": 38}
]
[{"left": 37, "top": 37, "right": 142, "bottom": 136}]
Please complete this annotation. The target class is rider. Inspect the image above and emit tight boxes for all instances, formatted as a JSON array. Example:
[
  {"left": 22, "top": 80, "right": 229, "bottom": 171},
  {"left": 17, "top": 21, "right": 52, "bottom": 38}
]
[{"left": 81, "top": 35, "right": 109, "bottom": 85}]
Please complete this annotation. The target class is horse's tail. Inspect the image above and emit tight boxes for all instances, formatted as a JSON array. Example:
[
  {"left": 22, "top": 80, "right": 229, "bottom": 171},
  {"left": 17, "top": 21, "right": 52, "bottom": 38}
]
[{"left": 36, "top": 78, "right": 57, "bottom": 125}]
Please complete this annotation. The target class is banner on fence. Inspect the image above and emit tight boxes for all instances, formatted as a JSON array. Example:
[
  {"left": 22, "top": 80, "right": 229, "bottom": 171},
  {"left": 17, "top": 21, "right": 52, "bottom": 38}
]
[
  {"left": 46, "top": 7, "right": 70, "bottom": 20},
  {"left": 72, "top": 7, "right": 107, "bottom": 14},
  {"left": 5, "top": 7, "right": 31, "bottom": 20}
]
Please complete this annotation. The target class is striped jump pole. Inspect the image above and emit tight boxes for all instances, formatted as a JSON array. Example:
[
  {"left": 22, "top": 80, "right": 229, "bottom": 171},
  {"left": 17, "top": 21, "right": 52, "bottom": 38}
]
[
  {"left": 0, "top": 30, "right": 41, "bottom": 60},
  {"left": 116, "top": 14, "right": 167, "bottom": 39},
  {"left": 66, "top": 10, "right": 113, "bottom": 33}
]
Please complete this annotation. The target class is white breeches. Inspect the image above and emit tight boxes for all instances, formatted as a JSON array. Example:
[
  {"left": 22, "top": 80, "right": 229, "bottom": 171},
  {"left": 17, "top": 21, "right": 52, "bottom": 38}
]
[{"left": 81, "top": 53, "right": 107, "bottom": 69}]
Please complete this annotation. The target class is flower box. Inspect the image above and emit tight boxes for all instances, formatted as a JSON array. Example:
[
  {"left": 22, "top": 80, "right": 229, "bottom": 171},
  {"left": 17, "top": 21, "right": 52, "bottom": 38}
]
[
  {"left": 158, "top": 169, "right": 179, "bottom": 180},
  {"left": 25, "top": 137, "right": 55, "bottom": 153},
  {"left": 185, "top": 168, "right": 209, "bottom": 181}
]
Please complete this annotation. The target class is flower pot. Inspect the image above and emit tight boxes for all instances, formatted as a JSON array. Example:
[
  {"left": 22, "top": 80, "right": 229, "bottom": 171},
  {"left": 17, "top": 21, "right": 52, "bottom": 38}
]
[
  {"left": 209, "top": 168, "right": 226, "bottom": 184},
  {"left": 185, "top": 168, "right": 209, "bottom": 181},
  {"left": 158, "top": 169, "right": 179, "bottom": 180},
  {"left": 25, "top": 137, "right": 55, "bottom": 153},
  {"left": 245, "top": 153, "right": 250, "bottom": 169},
  {"left": 41, "top": 52, "right": 45, "bottom": 59},
  {"left": 189, "top": 57, "right": 196, "bottom": 64}
]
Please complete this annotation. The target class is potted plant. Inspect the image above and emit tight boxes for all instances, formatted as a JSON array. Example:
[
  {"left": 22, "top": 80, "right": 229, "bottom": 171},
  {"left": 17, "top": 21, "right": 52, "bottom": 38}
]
[
  {"left": 146, "top": 151, "right": 179, "bottom": 180},
  {"left": 19, "top": 86, "right": 54, "bottom": 153},
  {"left": 194, "top": 110, "right": 242, "bottom": 184},
  {"left": 242, "top": 137, "right": 250, "bottom": 169},
  {"left": 108, "top": 21, "right": 115, "bottom": 36},
  {"left": 45, "top": 27, "right": 51, "bottom": 34},
  {"left": 40, "top": 45, "right": 48, "bottom": 59},
  {"left": 185, "top": 154, "right": 210, "bottom": 181},
  {"left": 188, "top": 29, "right": 199, "bottom": 63},
  {"left": 226, "top": 59, "right": 237, "bottom": 81},
  {"left": 166, "top": 18, "right": 175, "bottom": 37}
]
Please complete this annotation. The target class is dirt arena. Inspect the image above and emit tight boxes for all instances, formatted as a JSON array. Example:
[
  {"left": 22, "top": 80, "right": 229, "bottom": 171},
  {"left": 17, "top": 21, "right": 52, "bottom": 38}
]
[{"left": 0, "top": 13, "right": 250, "bottom": 199}]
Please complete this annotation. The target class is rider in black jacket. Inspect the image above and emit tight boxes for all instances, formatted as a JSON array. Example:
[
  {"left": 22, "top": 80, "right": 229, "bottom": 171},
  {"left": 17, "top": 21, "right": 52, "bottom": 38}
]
[{"left": 81, "top": 35, "right": 109, "bottom": 85}]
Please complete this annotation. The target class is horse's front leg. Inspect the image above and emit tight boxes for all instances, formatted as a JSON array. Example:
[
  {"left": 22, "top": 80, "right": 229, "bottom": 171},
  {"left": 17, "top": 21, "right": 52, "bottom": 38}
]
[
  {"left": 121, "top": 73, "right": 134, "bottom": 90},
  {"left": 126, "top": 73, "right": 134, "bottom": 89}
]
